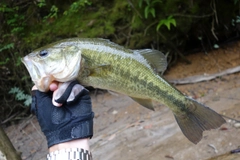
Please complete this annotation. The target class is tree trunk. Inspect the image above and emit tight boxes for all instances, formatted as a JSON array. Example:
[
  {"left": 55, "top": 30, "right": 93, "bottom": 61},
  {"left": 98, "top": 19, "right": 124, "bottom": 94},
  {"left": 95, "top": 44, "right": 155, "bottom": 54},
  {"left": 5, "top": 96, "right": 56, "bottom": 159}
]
[{"left": 0, "top": 125, "right": 21, "bottom": 160}]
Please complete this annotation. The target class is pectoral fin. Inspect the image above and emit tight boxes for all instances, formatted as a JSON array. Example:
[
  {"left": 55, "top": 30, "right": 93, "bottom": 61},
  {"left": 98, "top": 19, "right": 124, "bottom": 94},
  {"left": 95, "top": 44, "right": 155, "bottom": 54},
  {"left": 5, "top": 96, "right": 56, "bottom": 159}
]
[
  {"left": 88, "top": 64, "right": 111, "bottom": 76},
  {"left": 130, "top": 97, "right": 155, "bottom": 111}
]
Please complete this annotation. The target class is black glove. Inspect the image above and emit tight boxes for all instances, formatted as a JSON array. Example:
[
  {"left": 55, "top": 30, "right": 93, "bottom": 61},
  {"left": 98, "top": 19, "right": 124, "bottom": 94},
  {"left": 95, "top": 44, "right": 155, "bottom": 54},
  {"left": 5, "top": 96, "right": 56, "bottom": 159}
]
[{"left": 31, "top": 81, "right": 94, "bottom": 148}]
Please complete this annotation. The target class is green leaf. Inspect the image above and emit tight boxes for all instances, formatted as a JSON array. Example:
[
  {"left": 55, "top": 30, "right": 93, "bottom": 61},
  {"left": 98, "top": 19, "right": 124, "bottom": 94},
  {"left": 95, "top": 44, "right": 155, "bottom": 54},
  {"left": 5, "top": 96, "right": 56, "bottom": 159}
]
[
  {"left": 157, "top": 16, "right": 176, "bottom": 31},
  {"left": 63, "top": 11, "right": 68, "bottom": 15},
  {"left": 144, "top": 6, "right": 150, "bottom": 19},
  {"left": 9, "top": 87, "right": 19, "bottom": 94},
  {"left": 149, "top": 8, "right": 155, "bottom": 18},
  {"left": 9, "top": 87, "right": 31, "bottom": 107},
  {"left": 139, "top": 0, "right": 143, "bottom": 8},
  {"left": 0, "top": 43, "right": 14, "bottom": 52},
  {"left": 16, "top": 56, "right": 22, "bottom": 66},
  {"left": 38, "top": 0, "right": 46, "bottom": 8},
  {"left": 213, "top": 44, "right": 219, "bottom": 49},
  {"left": 24, "top": 95, "right": 32, "bottom": 106},
  {"left": 0, "top": 58, "right": 9, "bottom": 65}
]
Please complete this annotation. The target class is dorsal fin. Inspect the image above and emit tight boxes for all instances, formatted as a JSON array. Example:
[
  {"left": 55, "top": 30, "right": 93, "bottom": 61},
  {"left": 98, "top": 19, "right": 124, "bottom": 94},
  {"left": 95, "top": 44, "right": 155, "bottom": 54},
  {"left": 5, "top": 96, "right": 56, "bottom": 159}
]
[{"left": 136, "top": 49, "right": 168, "bottom": 74}]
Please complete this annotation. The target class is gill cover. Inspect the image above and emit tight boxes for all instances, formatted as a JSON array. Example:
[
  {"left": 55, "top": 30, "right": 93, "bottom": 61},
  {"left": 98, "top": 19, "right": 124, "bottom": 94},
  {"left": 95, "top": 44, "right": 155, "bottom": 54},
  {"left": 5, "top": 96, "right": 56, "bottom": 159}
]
[{"left": 53, "top": 46, "right": 82, "bottom": 82}]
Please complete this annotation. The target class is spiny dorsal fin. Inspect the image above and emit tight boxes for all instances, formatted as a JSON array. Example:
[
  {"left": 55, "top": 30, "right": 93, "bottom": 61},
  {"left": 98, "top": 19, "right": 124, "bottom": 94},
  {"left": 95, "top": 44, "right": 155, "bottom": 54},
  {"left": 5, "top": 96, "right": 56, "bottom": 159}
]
[
  {"left": 130, "top": 97, "right": 155, "bottom": 111},
  {"left": 136, "top": 49, "right": 168, "bottom": 74}
]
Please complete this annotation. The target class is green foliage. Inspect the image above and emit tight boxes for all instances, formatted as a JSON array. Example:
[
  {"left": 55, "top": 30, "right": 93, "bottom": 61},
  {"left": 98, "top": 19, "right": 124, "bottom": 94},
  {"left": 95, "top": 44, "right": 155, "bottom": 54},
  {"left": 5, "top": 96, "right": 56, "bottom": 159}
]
[
  {"left": 0, "top": 43, "right": 14, "bottom": 65},
  {"left": 232, "top": 15, "right": 240, "bottom": 26},
  {"left": 0, "top": 4, "right": 13, "bottom": 12},
  {"left": 37, "top": 0, "right": 46, "bottom": 8},
  {"left": 0, "top": 3, "right": 26, "bottom": 36},
  {"left": 0, "top": 43, "right": 14, "bottom": 52},
  {"left": 15, "top": 53, "right": 23, "bottom": 66},
  {"left": 9, "top": 87, "right": 32, "bottom": 107},
  {"left": 0, "top": 58, "right": 9, "bottom": 65},
  {"left": 139, "top": 0, "right": 162, "bottom": 19},
  {"left": 63, "top": 0, "right": 91, "bottom": 15},
  {"left": 43, "top": 5, "right": 59, "bottom": 21},
  {"left": 157, "top": 16, "right": 176, "bottom": 31},
  {"left": 138, "top": 0, "right": 177, "bottom": 33}
]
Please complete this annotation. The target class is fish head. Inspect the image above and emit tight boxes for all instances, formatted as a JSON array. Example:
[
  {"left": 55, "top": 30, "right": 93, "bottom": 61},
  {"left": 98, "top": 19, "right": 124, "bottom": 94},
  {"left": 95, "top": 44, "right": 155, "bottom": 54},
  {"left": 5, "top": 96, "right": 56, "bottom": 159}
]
[{"left": 22, "top": 44, "right": 82, "bottom": 92}]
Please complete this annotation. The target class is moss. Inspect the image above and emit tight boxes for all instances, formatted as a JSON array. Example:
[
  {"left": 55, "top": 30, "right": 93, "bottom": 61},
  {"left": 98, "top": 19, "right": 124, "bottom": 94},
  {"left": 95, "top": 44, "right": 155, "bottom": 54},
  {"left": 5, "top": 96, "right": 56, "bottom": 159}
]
[
  {"left": 131, "top": 15, "right": 144, "bottom": 30},
  {"left": 23, "top": 1, "right": 129, "bottom": 47}
]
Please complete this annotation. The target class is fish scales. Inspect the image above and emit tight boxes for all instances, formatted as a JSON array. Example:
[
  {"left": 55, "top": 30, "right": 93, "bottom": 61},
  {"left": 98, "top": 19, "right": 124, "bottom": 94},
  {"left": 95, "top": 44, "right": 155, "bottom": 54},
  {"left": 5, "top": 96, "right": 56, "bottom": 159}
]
[
  {"left": 22, "top": 38, "right": 226, "bottom": 144},
  {"left": 73, "top": 42, "right": 190, "bottom": 115},
  {"left": 36, "top": 38, "right": 186, "bottom": 113}
]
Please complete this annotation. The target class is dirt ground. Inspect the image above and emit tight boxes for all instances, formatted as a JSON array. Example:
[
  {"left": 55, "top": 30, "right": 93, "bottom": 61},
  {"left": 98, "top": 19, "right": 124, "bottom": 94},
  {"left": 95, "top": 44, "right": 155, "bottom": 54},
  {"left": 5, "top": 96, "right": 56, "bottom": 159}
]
[{"left": 3, "top": 42, "right": 240, "bottom": 160}]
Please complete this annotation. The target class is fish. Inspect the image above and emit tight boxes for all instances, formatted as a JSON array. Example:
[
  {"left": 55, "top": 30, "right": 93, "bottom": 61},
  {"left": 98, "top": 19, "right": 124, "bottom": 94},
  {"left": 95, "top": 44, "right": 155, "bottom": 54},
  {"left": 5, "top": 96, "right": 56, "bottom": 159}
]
[{"left": 21, "top": 38, "right": 226, "bottom": 144}]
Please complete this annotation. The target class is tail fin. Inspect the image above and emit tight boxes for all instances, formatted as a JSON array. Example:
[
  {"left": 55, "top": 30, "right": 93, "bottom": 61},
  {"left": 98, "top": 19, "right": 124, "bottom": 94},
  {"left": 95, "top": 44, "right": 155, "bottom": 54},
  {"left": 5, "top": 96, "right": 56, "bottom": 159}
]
[{"left": 174, "top": 97, "right": 226, "bottom": 144}]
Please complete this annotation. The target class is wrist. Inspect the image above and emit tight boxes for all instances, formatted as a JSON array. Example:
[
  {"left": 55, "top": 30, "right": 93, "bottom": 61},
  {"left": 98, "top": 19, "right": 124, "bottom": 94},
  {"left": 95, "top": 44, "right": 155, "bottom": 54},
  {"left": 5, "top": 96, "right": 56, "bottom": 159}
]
[
  {"left": 47, "top": 147, "right": 92, "bottom": 160},
  {"left": 49, "top": 138, "right": 90, "bottom": 153}
]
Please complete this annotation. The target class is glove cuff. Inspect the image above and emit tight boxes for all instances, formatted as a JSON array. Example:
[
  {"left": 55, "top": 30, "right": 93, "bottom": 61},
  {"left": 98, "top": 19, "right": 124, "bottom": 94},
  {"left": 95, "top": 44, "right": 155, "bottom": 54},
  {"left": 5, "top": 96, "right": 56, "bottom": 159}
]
[{"left": 46, "top": 112, "right": 94, "bottom": 148}]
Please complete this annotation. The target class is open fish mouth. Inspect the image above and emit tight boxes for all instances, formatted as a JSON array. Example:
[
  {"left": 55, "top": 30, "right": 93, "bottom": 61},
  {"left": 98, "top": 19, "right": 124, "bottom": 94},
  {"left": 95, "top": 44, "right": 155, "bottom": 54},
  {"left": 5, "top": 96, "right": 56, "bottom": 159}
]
[
  {"left": 21, "top": 55, "right": 53, "bottom": 91},
  {"left": 21, "top": 56, "right": 41, "bottom": 84}
]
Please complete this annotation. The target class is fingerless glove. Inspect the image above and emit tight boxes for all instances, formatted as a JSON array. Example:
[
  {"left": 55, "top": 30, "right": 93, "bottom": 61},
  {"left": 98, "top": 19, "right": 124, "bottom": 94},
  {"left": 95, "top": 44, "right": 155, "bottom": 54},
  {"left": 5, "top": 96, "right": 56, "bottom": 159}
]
[{"left": 31, "top": 81, "right": 94, "bottom": 147}]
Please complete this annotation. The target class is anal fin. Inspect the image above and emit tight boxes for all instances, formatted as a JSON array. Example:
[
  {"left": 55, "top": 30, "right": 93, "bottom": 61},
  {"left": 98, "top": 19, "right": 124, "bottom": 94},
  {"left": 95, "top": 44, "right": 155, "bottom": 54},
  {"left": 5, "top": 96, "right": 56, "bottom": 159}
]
[{"left": 130, "top": 97, "right": 155, "bottom": 111}]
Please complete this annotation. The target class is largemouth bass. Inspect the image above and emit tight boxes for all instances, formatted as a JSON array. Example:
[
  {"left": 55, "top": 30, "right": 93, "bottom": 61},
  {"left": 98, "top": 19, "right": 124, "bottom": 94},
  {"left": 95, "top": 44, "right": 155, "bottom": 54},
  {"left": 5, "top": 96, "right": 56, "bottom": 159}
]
[{"left": 22, "top": 38, "right": 225, "bottom": 144}]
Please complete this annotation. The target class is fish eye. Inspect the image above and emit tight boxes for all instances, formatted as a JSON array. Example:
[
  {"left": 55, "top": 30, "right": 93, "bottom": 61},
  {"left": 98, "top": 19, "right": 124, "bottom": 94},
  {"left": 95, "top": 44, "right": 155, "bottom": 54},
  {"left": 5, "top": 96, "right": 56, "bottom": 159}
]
[{"left": 39, "top": 50, "right": 48, "bottom": 57}]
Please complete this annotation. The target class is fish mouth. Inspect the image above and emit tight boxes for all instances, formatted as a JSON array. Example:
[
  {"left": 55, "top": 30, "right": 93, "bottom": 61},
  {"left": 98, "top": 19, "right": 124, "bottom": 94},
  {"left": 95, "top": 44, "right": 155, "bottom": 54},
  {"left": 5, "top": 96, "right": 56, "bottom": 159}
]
[
  {"left": 21, "top": 56, "right": 40, "bottom": 82},
  {"left": 21, "top": 55, "right": 56, "bottom": 91}
]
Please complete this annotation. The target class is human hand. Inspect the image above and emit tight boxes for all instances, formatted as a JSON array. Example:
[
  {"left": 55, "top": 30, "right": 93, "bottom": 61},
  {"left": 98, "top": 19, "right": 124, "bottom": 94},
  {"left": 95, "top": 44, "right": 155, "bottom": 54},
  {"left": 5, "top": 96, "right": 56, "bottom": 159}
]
[
  {"left": 31, "top": 81, "right": 94, "bottom": 148},
  {"left": 32, "top": 81, "right": 60, "bottom": 106}
]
